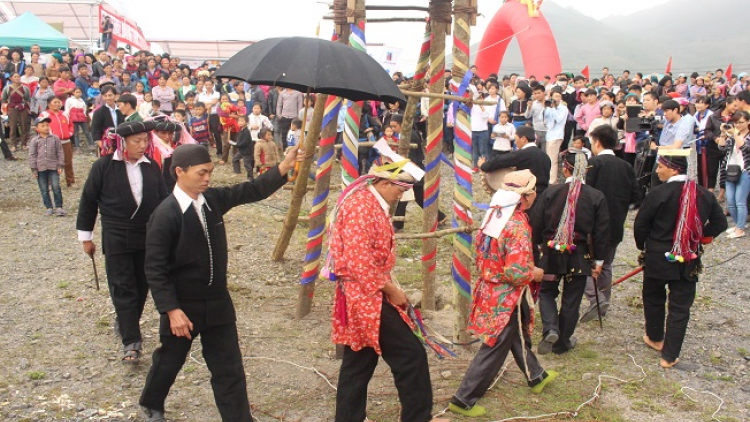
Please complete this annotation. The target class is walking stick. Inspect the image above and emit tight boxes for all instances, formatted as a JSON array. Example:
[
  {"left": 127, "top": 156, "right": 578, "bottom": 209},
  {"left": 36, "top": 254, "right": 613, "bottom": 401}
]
[
  {"left": 90, "top": 254, "right": 100, "bottom": 290},
  {"left": 288, "top": 87, "right": 312, "bottom": 182},
  {"left": 592, "top": 273, "right": 603, "bottom": 330}
]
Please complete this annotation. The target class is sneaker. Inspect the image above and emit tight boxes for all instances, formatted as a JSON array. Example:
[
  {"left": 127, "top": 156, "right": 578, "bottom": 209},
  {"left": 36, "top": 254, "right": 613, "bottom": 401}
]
[
  {"left": 530, "top": 370, "right": 559, "bottom": 394},
  {"left": 537, "top": 331, "right": 559, "bottom": 355},
  {"left": 44, "top": 208, "right": 53, "bottom": 216},
  {"left": 54, "top": 208, "right": 66, "bottom": 216},
  {"left": 580, "top": 301, "right": 609, "bottom": 323}
]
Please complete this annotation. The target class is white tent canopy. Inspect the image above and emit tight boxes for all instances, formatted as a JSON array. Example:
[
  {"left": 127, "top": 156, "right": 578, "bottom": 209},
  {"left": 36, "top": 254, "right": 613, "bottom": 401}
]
[{"left": 150, "top": 40, "right": 254, "bottom": 62}]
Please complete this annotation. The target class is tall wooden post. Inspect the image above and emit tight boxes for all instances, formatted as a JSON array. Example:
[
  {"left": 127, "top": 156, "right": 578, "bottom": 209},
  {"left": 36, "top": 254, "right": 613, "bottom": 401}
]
[
  {"left": 450, "top": 0, "right": 476, "bottom": 341},
  {"left": 398, "top": 23, "right": 431, "bottom": 158},
  {"left": 421, "top": 0, "right": 451, "bottom": 311}
]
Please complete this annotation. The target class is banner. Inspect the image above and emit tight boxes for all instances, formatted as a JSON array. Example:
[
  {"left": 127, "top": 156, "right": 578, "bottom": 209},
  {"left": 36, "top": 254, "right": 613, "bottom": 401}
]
[{"left": 98, "top": 6, "right": 150, "bottom": 51}]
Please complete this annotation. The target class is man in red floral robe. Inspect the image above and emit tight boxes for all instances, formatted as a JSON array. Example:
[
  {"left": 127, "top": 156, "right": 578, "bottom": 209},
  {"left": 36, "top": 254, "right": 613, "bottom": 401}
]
[
  {"left": 326, "top": 155, "right": 448, "bottom": 422},
  {"left": 449, "top": 170, "right": 558, "bottom": 418}
]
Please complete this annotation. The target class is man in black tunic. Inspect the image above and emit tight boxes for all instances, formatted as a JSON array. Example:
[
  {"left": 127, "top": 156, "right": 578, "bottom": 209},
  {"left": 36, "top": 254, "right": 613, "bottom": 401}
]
[
  {"left": 580, "top": 125, "right": 640, "bottom": 323},
  {"left": 530, "top": 153, "right": 610, "bottom": 355},
  {"left": 480, "top": 126, "right": 552, "bottom": 197},
  {"left": 76, "top": 120, "right": 167, "bottom": 361},
  {"left": 634, "top": 153, "right": 726, "bottom": 368},
  {"left": 139, "top": 144, "right": 302, "bottom": 422}
]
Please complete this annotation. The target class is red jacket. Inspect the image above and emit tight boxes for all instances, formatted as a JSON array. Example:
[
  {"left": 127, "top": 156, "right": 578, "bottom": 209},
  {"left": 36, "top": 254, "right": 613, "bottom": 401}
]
[{"left": 46, "top": 109, "right": 74, "bottom": 141}]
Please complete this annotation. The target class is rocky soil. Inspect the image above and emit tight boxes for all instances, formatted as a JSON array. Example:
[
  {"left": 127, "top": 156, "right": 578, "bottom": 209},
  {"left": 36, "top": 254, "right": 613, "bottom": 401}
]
[{"left": 0, "top": 148, "right": 747, "bottom": 421}]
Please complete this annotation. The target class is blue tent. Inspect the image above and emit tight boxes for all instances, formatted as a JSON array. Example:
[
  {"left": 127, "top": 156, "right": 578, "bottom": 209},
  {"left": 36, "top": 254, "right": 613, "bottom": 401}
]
[{"left": 0, "top": 12, "right": 69, "bottom": 51}]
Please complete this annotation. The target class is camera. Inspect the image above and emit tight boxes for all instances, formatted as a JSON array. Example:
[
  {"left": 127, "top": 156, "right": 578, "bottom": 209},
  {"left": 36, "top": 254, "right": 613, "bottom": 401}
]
[
  {"left": 544, "top": 100, "right": 552, "bottom": 107},
  {"left": 637, "top": 116, "right": 658, "bottom": 132},
  {"left": 721, "top": 123, "right": 735, "bottom": 132}
]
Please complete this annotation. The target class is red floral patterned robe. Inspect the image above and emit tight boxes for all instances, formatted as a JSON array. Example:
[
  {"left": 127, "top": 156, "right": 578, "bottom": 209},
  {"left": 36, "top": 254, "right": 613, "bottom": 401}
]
[
  {"left": 329, "top": 188, "right": 413, "bottom": 354},
  {"left": 467, "top": 208, "right": 535, "bottom": 347}
]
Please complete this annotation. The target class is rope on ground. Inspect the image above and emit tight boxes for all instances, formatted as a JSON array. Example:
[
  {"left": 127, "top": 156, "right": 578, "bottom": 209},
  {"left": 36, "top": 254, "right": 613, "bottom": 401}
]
[
  {"left": 679, "top": 387, "right": 724, "bottom": 421},
  {"left": 188, "top": 349, "right": 338, "bottom": 392},
  {"left": 462, "top": 353, "right": 646, "bottom": 422}
]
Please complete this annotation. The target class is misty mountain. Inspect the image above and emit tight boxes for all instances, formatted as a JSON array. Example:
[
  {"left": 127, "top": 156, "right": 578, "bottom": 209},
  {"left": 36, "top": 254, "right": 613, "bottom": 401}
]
[{"left": 454, "top": 0, "right": 741, "bottom": 77}]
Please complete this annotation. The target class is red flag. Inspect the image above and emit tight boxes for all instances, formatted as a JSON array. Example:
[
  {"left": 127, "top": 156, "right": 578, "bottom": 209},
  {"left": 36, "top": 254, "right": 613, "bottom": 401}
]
[
  {"left": 665, "top": 56, "right": 672, "bottom": 74},
  {"left": 581, "top": 65, "right": 590, "bottom": 80},
  {"left": 726, "top": 63, "right": 733, "bottom": 80}
]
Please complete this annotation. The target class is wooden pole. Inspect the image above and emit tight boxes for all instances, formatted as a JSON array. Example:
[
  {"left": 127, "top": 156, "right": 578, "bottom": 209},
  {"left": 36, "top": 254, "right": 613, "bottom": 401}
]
[
  {"left": 450, "top": 0, "right": 476, "bottom": 343},
  {"left": 397, "top": 225, "right": 478, "bottom": 240},
  {"left": 398, "top": 22, "right": 431, "bottom": 157},
  {"left": 421, "top": 0, "right": 451, "bottom": 311},
  {"left": 272, "top": 95, "right": 327, "bottom": 261}
]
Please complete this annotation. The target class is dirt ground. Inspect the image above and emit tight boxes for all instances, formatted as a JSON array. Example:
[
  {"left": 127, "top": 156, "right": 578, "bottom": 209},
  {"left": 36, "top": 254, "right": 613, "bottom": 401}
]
[{"left": 0, "top": 149, "right": 747, "bottom": 422}]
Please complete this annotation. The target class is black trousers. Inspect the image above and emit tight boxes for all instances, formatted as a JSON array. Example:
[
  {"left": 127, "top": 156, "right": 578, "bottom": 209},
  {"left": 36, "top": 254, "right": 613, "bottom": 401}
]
[
  {"left": 335, "top": 301, "right": 433, "bottom": 422},
  {"left": 209, "top": 114, "right": 223, "bottom": 155},
  {"left": 539, "top": 274, "right": 587, "bottom": 353},
  {"left": 453, "top": 295, "right": 544, "bottom": 408},
  {"left": 278, "top": 117, "right": 293, "bottom": 150},
  {"left": 563, "top": 119, "right": 577, "bottom": 145},
  {"left": 1, "top": 137, "right": 13, "bottom": 158},
  {"left": 642, "top": 275, "right": 697, "bottom": 363},
  {"left": 140, "top": 321, "right": 252, "bottom": 421},
  {"left": 393, "top": 183, "right": 447, "bottom": 230},
  {"left": 104, "top": 251, "right": 148, "bottom": 347}
]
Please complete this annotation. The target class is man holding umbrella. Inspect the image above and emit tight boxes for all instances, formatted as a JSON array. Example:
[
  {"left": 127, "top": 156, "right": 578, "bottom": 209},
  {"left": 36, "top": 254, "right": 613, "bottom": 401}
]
[{"left": 139, "top": 144, "right": 304, "bottom": 422}]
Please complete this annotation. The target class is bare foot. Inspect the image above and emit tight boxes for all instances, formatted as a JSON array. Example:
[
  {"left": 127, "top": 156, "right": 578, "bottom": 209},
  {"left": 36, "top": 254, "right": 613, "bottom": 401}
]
[
  {"left": 430, "top": 419, "right": 451, "bottom": 422},
  {"left": 660, "top": 357, "right": 679, "bottom": 368},
  {"left": 643, "top": 335, "right": 663, "bottom": 351}
]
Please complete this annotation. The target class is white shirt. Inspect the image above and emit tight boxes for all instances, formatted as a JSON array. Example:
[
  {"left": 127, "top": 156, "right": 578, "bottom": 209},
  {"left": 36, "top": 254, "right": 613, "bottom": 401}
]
[
  {"left": 598, "top": 149, "right": 615, "bottom": 156},
  {"left": 521, "top": 142, "right": 538, "bottom": 150},
  {"left": 77, "top": 150, "right": 151, "bottom": 242},
  {"left": 198, "top": 90, "right": 220, "bottom": 114},
  {"left": 667, "top": 175, "right": 688, "bottom": 183},
  {"left": 105, "top": 103, "right": 119, "bottom": 126},
  {"left": 491, "top": 122, "right": 516, "bottom": 151},
  {"left": 368, "top": 185, "right": 390, "bottom": 216},
  {"left": 173, "top": 185, "right": 211, "bottom": 230}
]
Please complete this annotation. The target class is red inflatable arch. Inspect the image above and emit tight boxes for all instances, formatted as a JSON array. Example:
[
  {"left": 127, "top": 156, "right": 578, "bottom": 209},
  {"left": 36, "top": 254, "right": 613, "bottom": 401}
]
[{"left": 474, "top": 1, "right": 562, "bottom": 79}]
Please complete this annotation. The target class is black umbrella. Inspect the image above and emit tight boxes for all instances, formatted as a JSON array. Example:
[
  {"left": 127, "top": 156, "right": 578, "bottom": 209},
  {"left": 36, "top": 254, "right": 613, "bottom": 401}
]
[{"left": 214, "top": 37, "right": 405, "bottom": 104}]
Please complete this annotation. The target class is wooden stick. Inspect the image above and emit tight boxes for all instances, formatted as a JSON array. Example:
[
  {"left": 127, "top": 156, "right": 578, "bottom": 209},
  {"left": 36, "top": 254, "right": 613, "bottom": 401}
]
[
  {"left": 396, "top": 225, "right": 478, "bottom": 240},
  {"left": 400, "top": 89, "right": 497, "bottom": 105},
  {"left": 275, "top": 215, "right": 407, "bottom": 223},
  {"left": 366, "top": 5, "right": 429, "bottom": 12},
  {"left": 272, "top": 95, "right": 327, "bottom": 261}
]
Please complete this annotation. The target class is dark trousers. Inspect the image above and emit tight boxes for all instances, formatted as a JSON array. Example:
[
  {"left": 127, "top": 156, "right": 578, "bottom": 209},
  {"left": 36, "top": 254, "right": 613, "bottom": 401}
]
[
  {"left": 584, "top": 244, "right": 618, "bottom": 307},
  {"left": 232, "top": 151, "right": 254, "bottom": 178},
  {"left": 453, "top": 296, "right": 544, "bottom": 408},
  {"left": 104, "top": 251, "right": 148, "bottom": 347},
  {"left": 563, "top": 119, "right": 576, "bottom": 145},
  {"left": 209, "top": 114, "right": 223, "bottom": 155},
  {"left": 335, "top": 301, "right": 433, "bottom": 422},
  {"left": 1, "top": 137, "right": 13, "bottom": 158},
  {"left": 642, "top": 275, "right": 697, "bottom": 363},
  {"left": 278, "top": 117, "right": 293, "bottom": 150},
  {"left": 140, "top": 322, "right": 252, "bottom": 421},
  {"left": 539, "top": 274, "right": 587, "bottom": 353},
  {"left": 393, "top": 183, "right": 447, "bottom": 230}
]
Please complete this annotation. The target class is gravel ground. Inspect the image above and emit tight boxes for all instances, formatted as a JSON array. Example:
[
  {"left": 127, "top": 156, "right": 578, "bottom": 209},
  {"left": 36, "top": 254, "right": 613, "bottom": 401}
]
[{"left": 0, "top": 148, "right": 747, "bottom": 421}]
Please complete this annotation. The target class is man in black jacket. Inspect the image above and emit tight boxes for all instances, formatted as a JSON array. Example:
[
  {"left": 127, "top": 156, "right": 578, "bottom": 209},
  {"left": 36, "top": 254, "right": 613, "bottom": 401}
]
[
  {"left": 76, "top": 120, "right": 167, "bottom": 361},
  {"left": 530, "top": 153, "right": 610, "bottom": 355},
  {"left": 480, "top": 126, "right": 552, "bottom": 196},
  {"left": 580, "top": 125, "right": 640, "bottom": 323},
  {"left": 91, "top": 85, "right": 124, "bottom": 144},
  {"left": 634, "top": 153, "right": 726, "bottom": 368},
  {"left": 139, "top": 144, "right": 303, "bottom": 422},
  {"left": 232, "top": 115, "right": 254, "bottom": 179}
]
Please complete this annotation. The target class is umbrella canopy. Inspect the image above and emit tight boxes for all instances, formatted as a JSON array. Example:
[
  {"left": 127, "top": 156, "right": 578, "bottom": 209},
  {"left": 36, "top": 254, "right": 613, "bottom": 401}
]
[{"left": 214, "top": 37, "right": 405, "bottom": 104}]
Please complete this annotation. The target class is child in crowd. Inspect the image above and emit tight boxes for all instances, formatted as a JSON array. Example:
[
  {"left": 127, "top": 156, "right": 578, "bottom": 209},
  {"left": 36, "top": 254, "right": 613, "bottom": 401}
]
[
  {"left": 568, "top": 135, "right": 592, "bottom": 158},
  {"left": 233, "top": 115, "right": 255, "bottom": 179},
  {"left": 236, "top": 99, "right": 248, "bottom": 118},
  {"left": 254, "top": 127, "right": 279, "bottom": 174},
  {"left": 219, "top": 93, "right": 240, "bottom": 164},
  {"left": 151, "top": 100, "right": 162, "bottom": 117},
  {"left": 87, "top": 80, "right": 101, "bottom": 108},
  {"left": 28, "top": 115, "right": 65, "bottom": 216},
  {"left": 287, "top": 118, "right": 302, "bottom": 148},
  {"left": 380, "top": 125, "right": 399, "bottom": 149},
  {"left": 189, "top": 102, "right": 211, "bottom": 148},
  {"left": 491, "top": 110, "right": 516, "bottom": 156},
  {"left": 248, "top": 103, "right": 272, "bottom": 142},
  {"left": 138, "top": 92, "right": 153, "bottom": 119},
  {"left": 65, "top": 87, "right": 93, "bottom": 148},
  {"left": 173, "top": 109, "right": 186, "bottom": 124}
]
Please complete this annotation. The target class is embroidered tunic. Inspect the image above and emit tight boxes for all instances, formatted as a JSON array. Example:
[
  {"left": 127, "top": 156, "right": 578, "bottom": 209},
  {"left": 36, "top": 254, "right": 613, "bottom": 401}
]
[
  {"left": 467, "top": 208, "right": 535, "bottom": 347},
  {"left": 329, "top": 188, "right": 412, "bottom": 354}
]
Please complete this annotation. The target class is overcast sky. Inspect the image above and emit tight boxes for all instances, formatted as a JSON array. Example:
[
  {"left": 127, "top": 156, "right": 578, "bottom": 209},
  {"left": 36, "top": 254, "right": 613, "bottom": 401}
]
[{"left": 110, "top": 0, "right": 671, "bottom": 69}]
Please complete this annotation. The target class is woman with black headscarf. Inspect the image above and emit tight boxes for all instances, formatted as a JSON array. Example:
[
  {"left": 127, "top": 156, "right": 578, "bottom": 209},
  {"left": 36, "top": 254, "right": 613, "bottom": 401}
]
[{"left": 511, "top": 83, "right": 532, "bottom": 128}]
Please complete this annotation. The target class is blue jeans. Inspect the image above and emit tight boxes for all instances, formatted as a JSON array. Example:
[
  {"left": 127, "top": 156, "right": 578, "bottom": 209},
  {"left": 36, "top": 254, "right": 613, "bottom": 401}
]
[
  {"left": 727, "top": 170, "right": 750, "bottom": 230},
  {"left": 37, "top": 170, "right": 63, "bottom": 209},
  {"left": 73, "top": 122, "right": 93, "bottom": 147},
  {"left": 472, "top": 130, "right": 490, "bottom": 167},
  {"left": 727, "top": 171, "right": 750, "bottom": 230}
]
